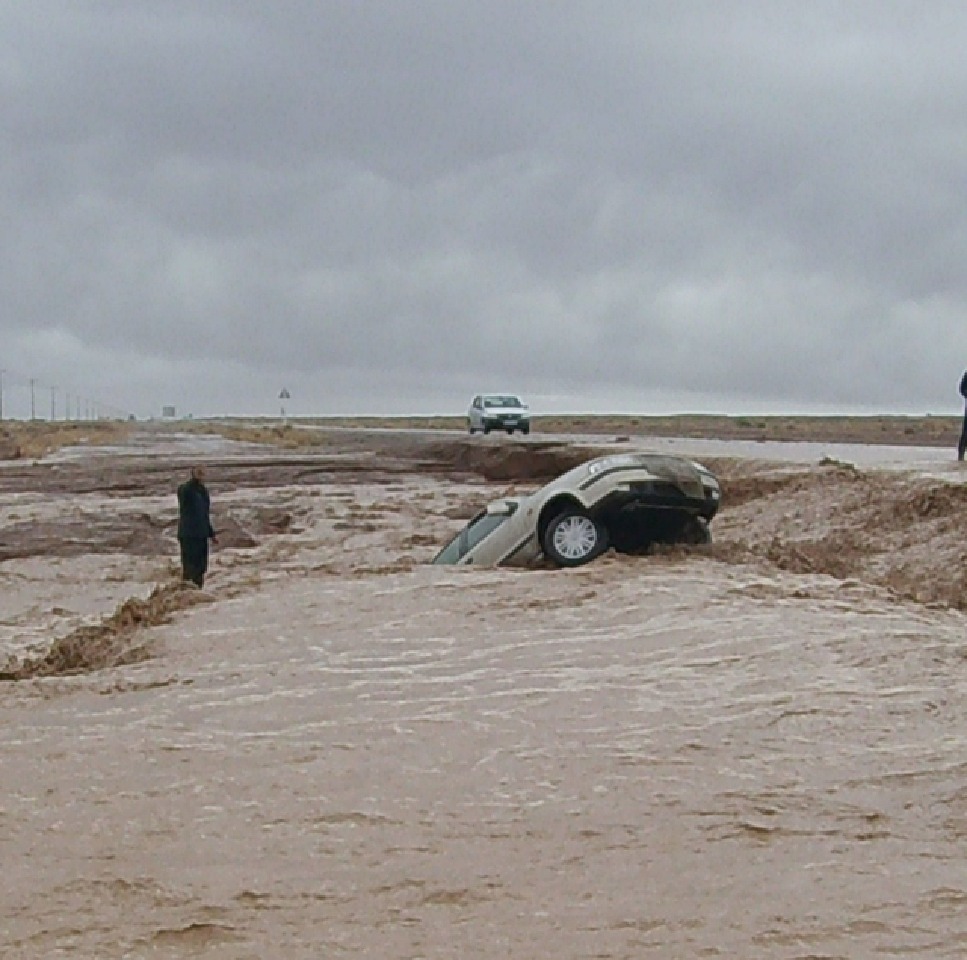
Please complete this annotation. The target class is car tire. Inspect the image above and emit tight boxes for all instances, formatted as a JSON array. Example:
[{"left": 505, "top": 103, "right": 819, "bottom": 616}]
[
  {"left": 468, "top": 423, "right": 477, "bottom": 434},
  {"left": 680, "top": 517, "right": 712, "bottom": 545},
  {"left": 542, "top": 509, "right": 610, "bottom": 567},
  {"left": 483, "top": 424, "right": 491, "bottom": 435},
  {"left": 521, "top": 424, "right": 530, "bottom": 435}
]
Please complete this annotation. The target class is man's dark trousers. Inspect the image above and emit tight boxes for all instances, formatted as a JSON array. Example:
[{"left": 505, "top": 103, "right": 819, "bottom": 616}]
[{"left": 179, "top": 536, "right": 209, "bottom": 587}]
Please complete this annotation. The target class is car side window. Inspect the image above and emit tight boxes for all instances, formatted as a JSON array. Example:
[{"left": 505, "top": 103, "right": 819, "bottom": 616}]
[
  {"left": 433, "top": 531, "right": 465, "bottom": 564},
  {"left": 465, "top": 513, "right": 507, "bottom": 551},
  {"left": 435, "top": 510, "right": 513, "bottom": 563},
  {"left": 434, "top": 512, "right": 484, "bottom": 563}
]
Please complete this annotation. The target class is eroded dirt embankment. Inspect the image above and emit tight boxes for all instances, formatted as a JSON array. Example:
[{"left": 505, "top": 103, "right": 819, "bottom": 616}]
[
  {"left": 704, "top": 457, "right": 967, "bottom": 611},
  {"left": 0, "top": 582, "right": 211, "bottom": 680}
]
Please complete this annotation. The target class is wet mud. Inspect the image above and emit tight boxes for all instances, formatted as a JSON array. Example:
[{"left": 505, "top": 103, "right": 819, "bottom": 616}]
[
  {"left": 706, "top": 457, "right": 967, "bottom": 611},
  {"left": 2, "top": 428, "right": 967, "bottom": 958},
  {"left": 1, "top": 581, "right": 210, "bottom": 680}
]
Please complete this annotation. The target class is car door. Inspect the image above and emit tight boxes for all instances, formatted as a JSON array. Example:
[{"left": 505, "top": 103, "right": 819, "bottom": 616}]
[{"left": 469, "top": 396, "right": 483, "bottom": 430}]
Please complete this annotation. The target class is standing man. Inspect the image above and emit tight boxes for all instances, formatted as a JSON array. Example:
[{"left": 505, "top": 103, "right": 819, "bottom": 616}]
[
  {"left": 177, "top": 465, "right": 216, "bottom": 586},
  {"left": 959, "top": 371, "right": 967, "bottom": 462}
]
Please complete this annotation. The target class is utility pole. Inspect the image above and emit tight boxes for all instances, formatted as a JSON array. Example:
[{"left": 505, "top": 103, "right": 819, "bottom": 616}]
[
  {"left": 50, "top": 386, "right": 57, "bottom": 421},
  {"left": 29, "top": 378, "right": 36, "bottom": 420},
  {"left": 0, "top": 368, "right": 4, "bottom": 421}
]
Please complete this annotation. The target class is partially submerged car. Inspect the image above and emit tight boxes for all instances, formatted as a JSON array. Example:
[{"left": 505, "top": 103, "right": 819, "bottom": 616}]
[
  {"left": 467, "top": 394, "right": 531, "bottom": 434},
  {"left": 433, "top": 452, "right": 721, "bottom": 568}
]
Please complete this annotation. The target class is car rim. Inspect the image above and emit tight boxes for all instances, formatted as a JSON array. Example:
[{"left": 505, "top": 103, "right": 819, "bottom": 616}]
[{"left": 551, "top": 515, "right": 599, "bottom": 560}]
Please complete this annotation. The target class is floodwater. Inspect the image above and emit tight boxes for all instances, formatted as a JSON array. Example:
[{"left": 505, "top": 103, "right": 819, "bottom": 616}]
[{"left": 2, "top": 430, "right": 966, "bottom": 958}]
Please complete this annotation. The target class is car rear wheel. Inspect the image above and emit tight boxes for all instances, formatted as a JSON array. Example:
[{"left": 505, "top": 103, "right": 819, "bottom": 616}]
[
  {"left": 680, "top": 516, "right": 711, "bottom": 544},
  {"left": 543, "top": 509, "right": 609, "bottom": 567}
]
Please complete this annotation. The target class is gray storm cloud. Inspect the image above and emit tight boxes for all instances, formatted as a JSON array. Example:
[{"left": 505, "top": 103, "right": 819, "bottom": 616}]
[{"left": 2, "top": 1, "right": 966, "bottom": 417}]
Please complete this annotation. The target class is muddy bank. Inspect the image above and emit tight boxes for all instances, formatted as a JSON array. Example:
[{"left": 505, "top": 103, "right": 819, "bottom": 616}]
[
  {"left": 0, "top": 432, "right": 591, "bottom": 498},
  {"left": 707, "top": 458, "right": 967, "bottom": 611},
  {"left": 423, "top": 437, "right": 600, "bottom": 480},
  {"left": 1, "top": 581, "right": 210, "bottom": 680},
  {"left": 0, "top": 505, "right": 292, "bottom": 562}
]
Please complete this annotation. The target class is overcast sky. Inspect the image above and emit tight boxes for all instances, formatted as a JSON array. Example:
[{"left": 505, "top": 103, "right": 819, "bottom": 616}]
[{"left": 3, "top": 1, "right": 967, "bottom": 419}]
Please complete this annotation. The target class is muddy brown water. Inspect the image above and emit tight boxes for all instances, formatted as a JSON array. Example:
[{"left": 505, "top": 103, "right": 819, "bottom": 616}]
[{"left": 2, "top": 430, "right": 966, "bottom": 958}]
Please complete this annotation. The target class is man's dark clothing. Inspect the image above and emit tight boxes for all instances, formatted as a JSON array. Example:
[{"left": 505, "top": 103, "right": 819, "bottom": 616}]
[
  {"left": 179, "top": 536, "right": 210, "bottom": 588},
  {"left": 959, "top": 371, "right": 967, "bottom": 461},
  {"left": 177, "top": 477, "right": 215, "bottom": 586}
]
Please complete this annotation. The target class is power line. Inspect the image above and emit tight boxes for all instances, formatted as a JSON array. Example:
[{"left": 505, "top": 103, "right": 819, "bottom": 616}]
[{"left": 0, "top": 365, "right": 133, "bottom": 422}]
